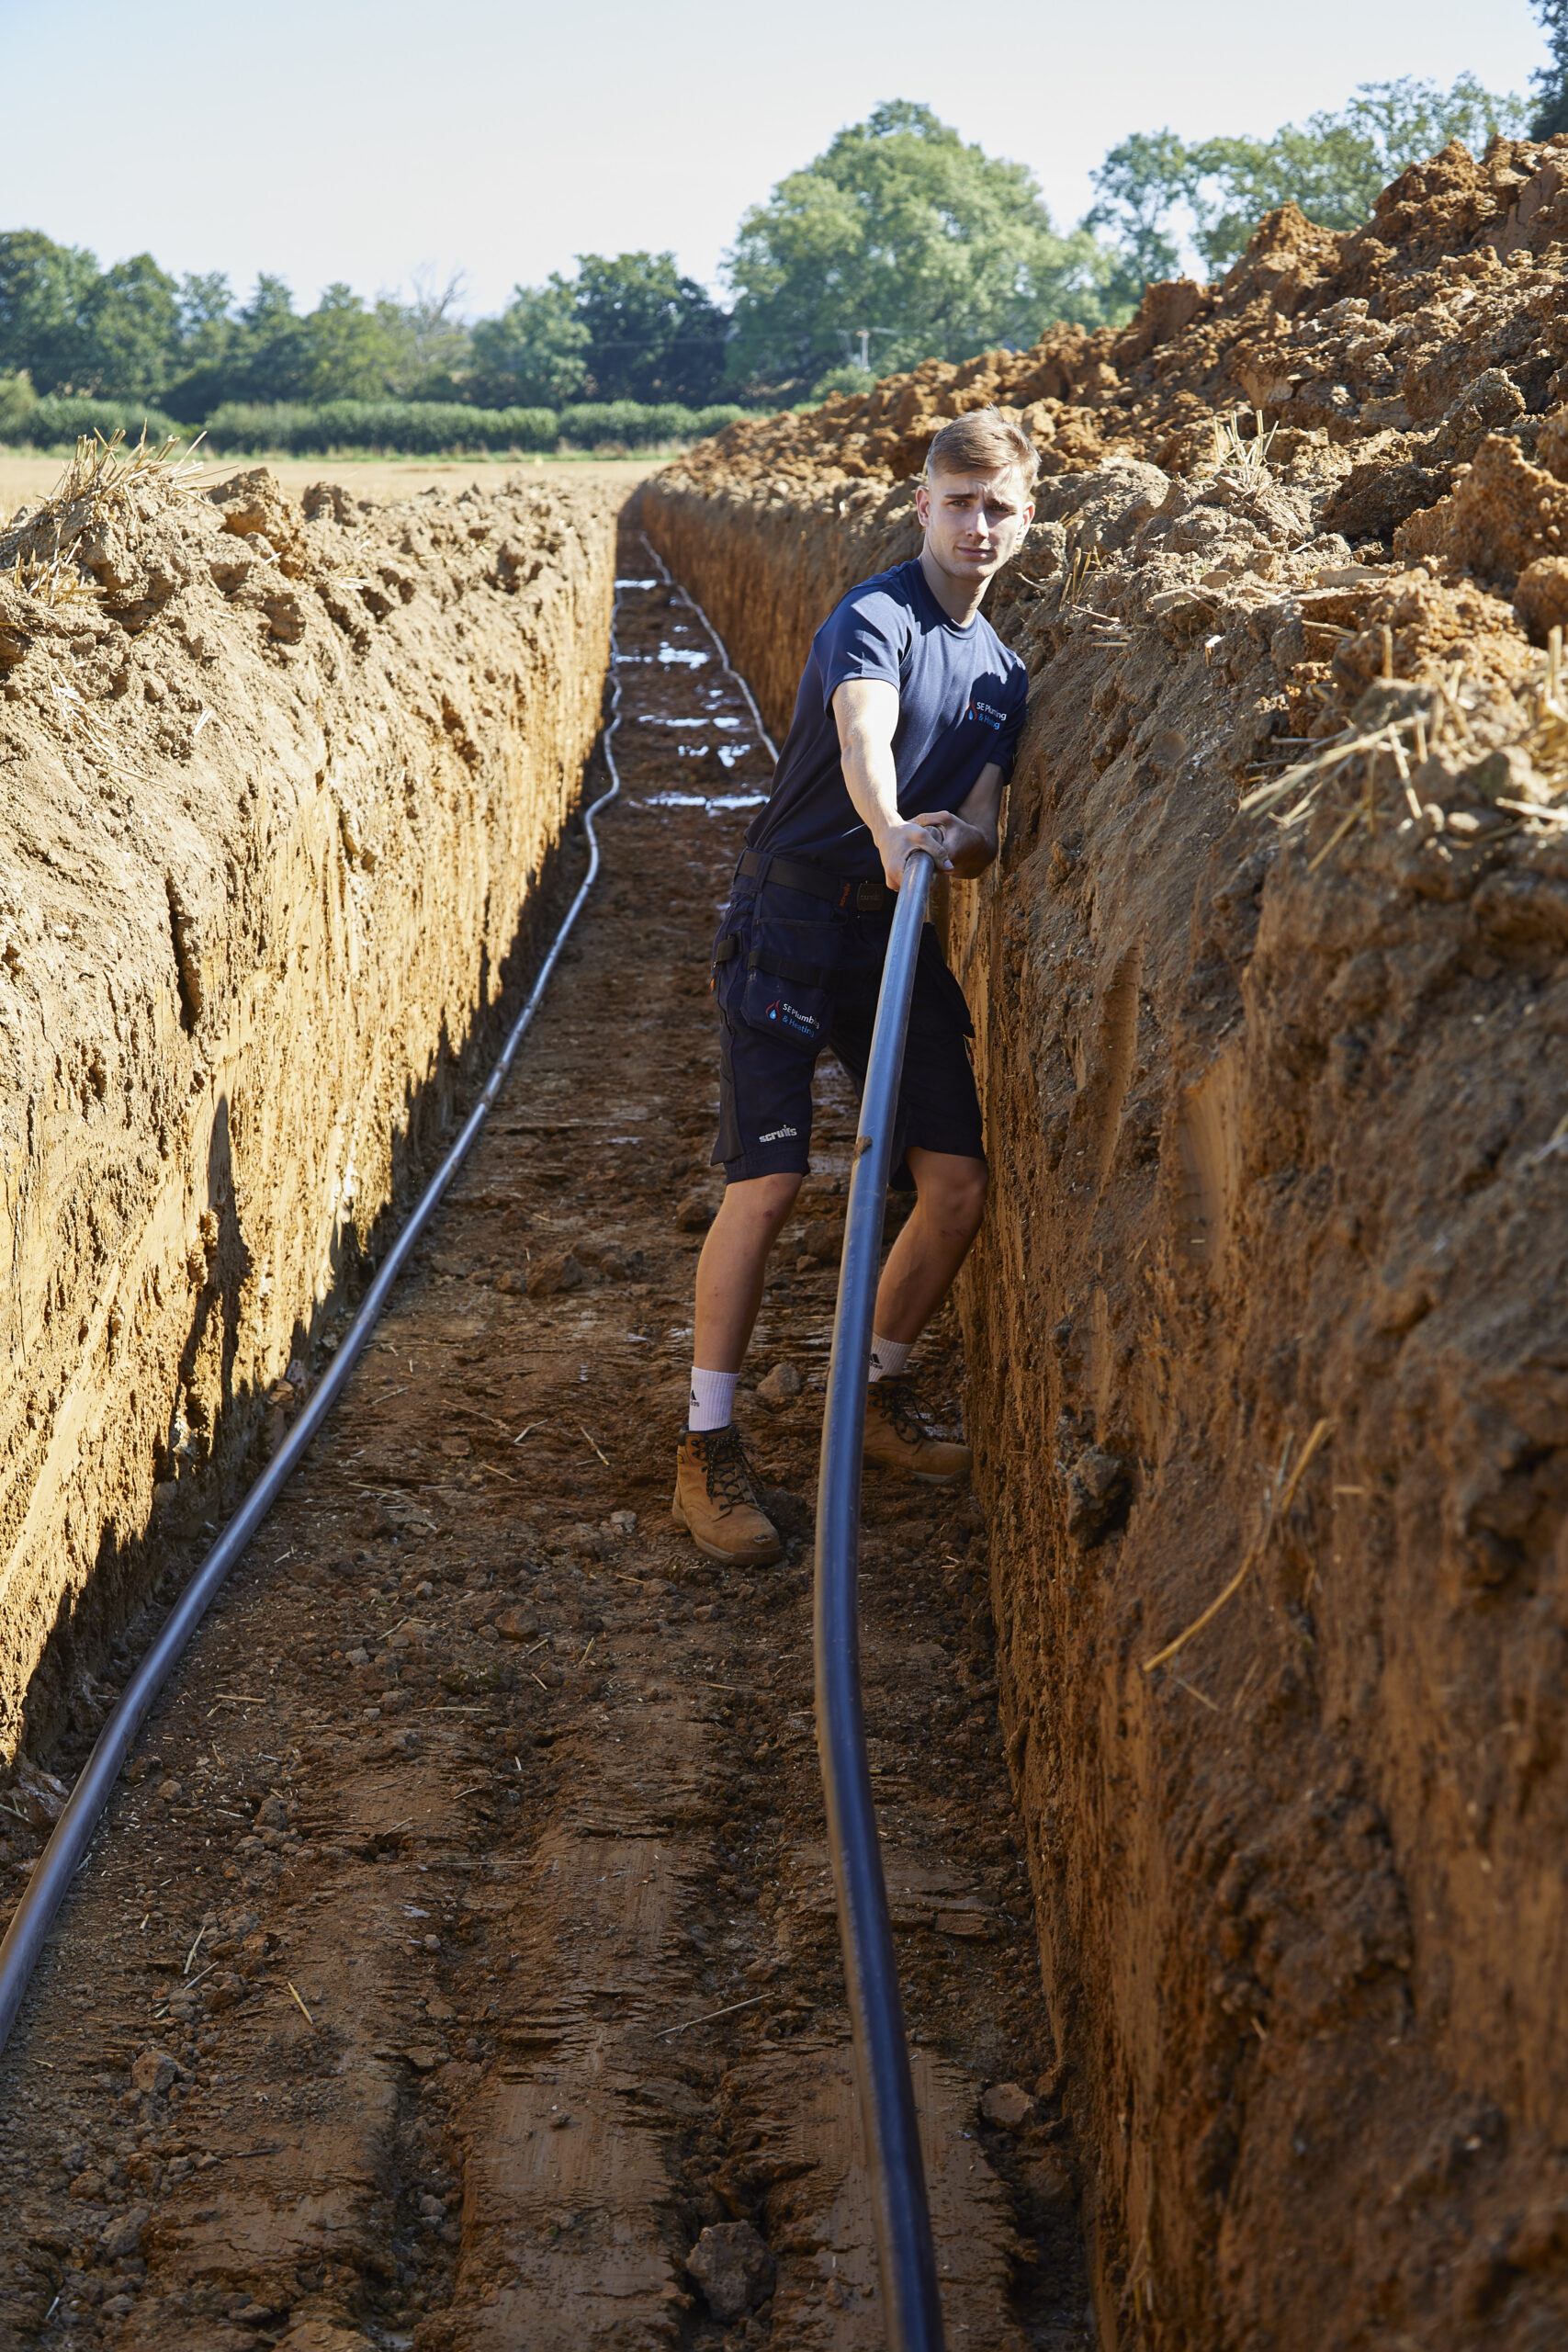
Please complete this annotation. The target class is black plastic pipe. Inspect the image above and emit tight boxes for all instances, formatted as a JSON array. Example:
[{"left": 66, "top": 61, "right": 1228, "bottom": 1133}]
[
  {"left": 0, "top": 596, "right": 627, "bottom": 2061},
  {"left": 637, "top": 530, "right": 781, "bottom": 764},
  {"left": 814, "top": 843, "right": 947, "bottom": 2352}
]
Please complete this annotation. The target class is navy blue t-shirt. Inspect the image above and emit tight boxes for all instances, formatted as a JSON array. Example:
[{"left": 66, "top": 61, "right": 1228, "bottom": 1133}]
[{"left": 744, "top": 559, "right": 1028, "bottom": 880}]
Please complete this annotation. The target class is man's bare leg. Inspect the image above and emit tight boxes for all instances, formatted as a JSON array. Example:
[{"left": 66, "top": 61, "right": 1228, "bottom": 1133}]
[
  {"left": 871, "top": 1148, "right": 987, "bottom": 1343},
  {"left": 693, "top": 1170, "right": 803, "bottom": 1375},
  {"left": 862, "top": 1147, "right": 986, "bottom": 1483}
]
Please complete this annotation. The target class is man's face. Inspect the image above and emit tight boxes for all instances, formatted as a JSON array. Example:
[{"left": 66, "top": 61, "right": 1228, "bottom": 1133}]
[{"left": 916, "top": 464, "right": 1033, "bottom": 588}]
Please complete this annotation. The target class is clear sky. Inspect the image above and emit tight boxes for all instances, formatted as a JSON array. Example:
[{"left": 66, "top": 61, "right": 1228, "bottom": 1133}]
[{"left": 0, "top": 0, "right": 1547, "bottom": 318}]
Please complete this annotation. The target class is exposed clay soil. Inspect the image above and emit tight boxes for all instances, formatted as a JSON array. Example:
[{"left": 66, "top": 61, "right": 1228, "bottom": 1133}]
[
  {"left": 0, "top": 456, "right": 616, "bottom": 1758},
  {"left": 0, "top": 531, "right": 1089, "bottom": 2352},
  {"left": 645, "top": 136, "right": 1568, "bottom": 2352}
]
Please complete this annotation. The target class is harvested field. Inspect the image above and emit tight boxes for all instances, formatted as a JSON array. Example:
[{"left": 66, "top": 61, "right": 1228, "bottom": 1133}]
[
  {"left": 644, "top": 133, "right": 1568, "bottom": 2352},
  {"left": 0, "top": 531, "right": 1084, "bottom": 2352},
  {"left": 0, "top": 456, "right": 662, "bottom": 526}
]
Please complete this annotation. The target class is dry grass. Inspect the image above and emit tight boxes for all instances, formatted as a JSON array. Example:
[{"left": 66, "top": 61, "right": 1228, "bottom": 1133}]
[
  {"left": 1210, "top": 406, "right": 1277, "bottom": 478},
  {"left": 1, "top": 427, "right": 204, "bottom": 605},
  {"left": 1239, "top": 628, "right": 1568, "bottom": 867}
]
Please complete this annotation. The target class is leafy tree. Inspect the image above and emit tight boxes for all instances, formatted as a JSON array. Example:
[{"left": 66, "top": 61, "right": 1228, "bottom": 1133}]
[
  {"left": 811, "top": 363, "right": 877, "bottom": 400},
  {"left": 1089, "top": 75, "right": 1529, "bottom": 285},
  {"left": 0, "top": 231, "right": 103, "bottom": 393},
  {"left": 1083, "top": 131, "right": 1189, "bottom": 310},
  {"left": 228, "top": 275, "right": 310, "bottom": 404},
  {"left": 470, "top": 254, "right": 728, "bottom": 406},
  {"left": 79, "top": 254, "right": 181, "bottom": 398},
  {"left": 571, "top": 252, "right": 728, "bottom": 403},
  {"left": 294, "top": 284, "right": 398, "bottom": 402},
  {"left": 1532, "top": 1, "right": 1568, "bottom": 137},
  {"left": 470, "top": 277, "right": 590, "bottom": 406},
  {"left": 725, "top": 100, "right": 1120, "bottom": 390},
  {"left": 373, "top": 269, "right": 474, "bottom": 400}
]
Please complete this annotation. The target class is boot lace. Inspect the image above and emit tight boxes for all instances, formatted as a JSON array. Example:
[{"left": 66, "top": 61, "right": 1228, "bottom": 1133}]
[
  {"left": 703, "top": 1423, "right": 761, "bottom": 1511},
  {"left": 872, "top": 1374, "right": 931, "bottom": 1444}
]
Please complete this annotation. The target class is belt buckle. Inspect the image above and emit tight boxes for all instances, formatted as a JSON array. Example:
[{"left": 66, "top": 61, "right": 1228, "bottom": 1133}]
[{"left": 856, "top": 880, "right": 886, "bottom": 913}]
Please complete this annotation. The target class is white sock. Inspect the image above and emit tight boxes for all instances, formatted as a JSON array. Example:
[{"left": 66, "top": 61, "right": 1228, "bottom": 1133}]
[
  {"left": 688, "top": 1367, "right": 739, "bottom": 1432},
  {"left": 869, "top": 1335, "right": 913, "bottom": 1383}
]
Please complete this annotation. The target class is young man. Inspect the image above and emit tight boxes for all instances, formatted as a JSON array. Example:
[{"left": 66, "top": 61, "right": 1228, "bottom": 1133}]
[{"left": 673, "top": 407, "right": 1037, "bottom": 1566}]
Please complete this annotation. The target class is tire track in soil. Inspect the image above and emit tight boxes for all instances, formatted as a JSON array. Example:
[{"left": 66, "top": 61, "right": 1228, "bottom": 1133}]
[{"left": 0, "top": 520, "right": 1090, "bottom": 2352}]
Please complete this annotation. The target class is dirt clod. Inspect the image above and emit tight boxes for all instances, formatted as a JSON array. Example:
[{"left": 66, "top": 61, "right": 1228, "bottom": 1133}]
[
  {"left": 525, "top": 1246, "right": 587, "bottom": 1296},
  {"left": 980, "top": 2081, "right": 1034, "bottom": 2129},
  {"left": 685, "top": 2219, "right": 777, "bottom": 2320},
  {"left": 130, "top": 2044, "right": 177, "bottom": 2097}
]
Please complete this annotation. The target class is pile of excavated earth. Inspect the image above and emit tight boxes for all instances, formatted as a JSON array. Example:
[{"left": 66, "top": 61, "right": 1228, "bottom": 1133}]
[
  {"left": 0, "top": 449, "right": 616, "bottom": 1747},
  {"left": 645, "top": 133, "right": 1568, "bottom": 2352}
]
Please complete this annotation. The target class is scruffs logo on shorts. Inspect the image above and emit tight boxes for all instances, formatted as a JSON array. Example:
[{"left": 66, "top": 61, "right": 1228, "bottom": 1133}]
[
  {"left": 966, "top": 695, "right": 1008, "bottom": 729},
  {"left": 759, "top": 1124, "right": 798, "bottom": 1143},
  {"left": 766, "top": 997, "right": 821, "bottom": 1040}
]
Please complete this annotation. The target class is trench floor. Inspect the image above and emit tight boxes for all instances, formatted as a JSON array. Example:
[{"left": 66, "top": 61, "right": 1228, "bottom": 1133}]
[{"left": 0, "top": 526, "right": 1090, "bottom": 2352}]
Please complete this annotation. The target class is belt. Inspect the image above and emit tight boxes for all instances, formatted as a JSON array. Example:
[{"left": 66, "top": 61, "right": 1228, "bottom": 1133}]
[{"left": 737, "top": 847, "right": 889, "bottom": 914}]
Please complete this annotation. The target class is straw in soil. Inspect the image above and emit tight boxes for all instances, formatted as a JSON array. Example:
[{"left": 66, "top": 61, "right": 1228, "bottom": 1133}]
[{"left": 1143, "top": 1418, "right": 1334, "bottom": 1673}]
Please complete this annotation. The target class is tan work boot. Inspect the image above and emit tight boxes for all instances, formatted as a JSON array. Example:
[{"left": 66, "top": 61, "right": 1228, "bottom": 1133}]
[
  {"left": 863, "top": 1374, "right": 972, "bottom": 1486},
  {"left": 672, "top": 1424, "right": 784, "bottom": 1566}
]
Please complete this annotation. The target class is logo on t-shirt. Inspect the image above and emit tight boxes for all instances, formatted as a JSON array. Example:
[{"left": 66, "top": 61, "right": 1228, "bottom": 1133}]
[{"left": 966, "top": 695, "right": 1009, "bottom": 729}]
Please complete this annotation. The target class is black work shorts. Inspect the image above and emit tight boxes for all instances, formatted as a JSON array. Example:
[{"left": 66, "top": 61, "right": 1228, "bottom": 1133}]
[{"left": 709, "top": 865, "right": 985, "bottom": 1183}]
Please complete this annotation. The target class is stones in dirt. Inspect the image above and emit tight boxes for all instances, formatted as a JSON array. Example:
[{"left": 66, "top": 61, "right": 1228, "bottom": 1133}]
[
  {"left": 684, "top": 2219, "right": 776, "bottom": 2321},
  {"left": 130, "top": 2045, "right": 178, "bottom": 2098},
  {"left": 273, "top": 2323, "right": 378, "bottom": 2352},
  {"left": 96, "top": 2205, "right": 150, "bottom": 2261},
  {"left": 9, "top": 1764, "right": 67, "bottom": 1830},
  {"left": 494, "top": 1607, "right": 542, "bottom": 1642},
  {"left": 1021, "top": 2151, "right": 1078, "bottom": 2212},
  {"left": 1064, "top": 1445, "right": 1132, "bottom": 1544},
  {"left": 377, "top": 1498, "right": 437, "bottom": 1540},
  {"left": 576, "top": 1238, "right": 648, "bottom": 1280},
  {"left": 757, "top": 1362, "right": 804, "bottom": 1406},
  {"left": 500, "top": 1244, "right": 643, "bottom": 1293},
  {"left": 674, "top": 1188, "right": 717, "bottom": 1231},
  {"left": 798, "top": 1215, "right": 844, "bottom": 1263},
  {"left": 979, "top": 2080, "right": 1034, "bottom": 2129},
  {"left": 526, "top": 1247, "right": 587, "bottom": 1296}
]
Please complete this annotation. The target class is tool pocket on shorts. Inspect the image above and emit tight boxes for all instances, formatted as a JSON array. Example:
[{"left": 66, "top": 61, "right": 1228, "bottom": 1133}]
[{"left": 715, "top": 887, "right": 842, "bottom": 1053}]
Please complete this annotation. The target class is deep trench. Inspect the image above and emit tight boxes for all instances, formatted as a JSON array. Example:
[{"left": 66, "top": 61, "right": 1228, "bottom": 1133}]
[{"left": 0, "top": 517, "right": 1091, "bottom": 2352}]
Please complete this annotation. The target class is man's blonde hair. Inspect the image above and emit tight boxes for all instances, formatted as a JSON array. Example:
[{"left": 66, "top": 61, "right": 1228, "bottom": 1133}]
[{"left": 925, "top": 406, "right": 1039, "bottom": 489}]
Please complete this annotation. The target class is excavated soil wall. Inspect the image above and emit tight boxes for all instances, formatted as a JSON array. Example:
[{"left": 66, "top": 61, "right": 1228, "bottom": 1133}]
[
  {"left": 0, "top": 460, "right": 617, "bottom": 1758},
  {"left": 645, "top": 141, "right": 1568, "bottom": 2349}
]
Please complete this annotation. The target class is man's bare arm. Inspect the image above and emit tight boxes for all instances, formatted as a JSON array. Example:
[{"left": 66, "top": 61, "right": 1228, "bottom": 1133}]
[{"left": 833, "top": 678, "right": 956, "bottom": 889}]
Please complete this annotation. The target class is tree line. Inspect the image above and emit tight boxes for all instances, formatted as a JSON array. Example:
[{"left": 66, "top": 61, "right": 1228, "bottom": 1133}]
[{"left": 0, "top": 60, "right": 1546, "bottom": 441}]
